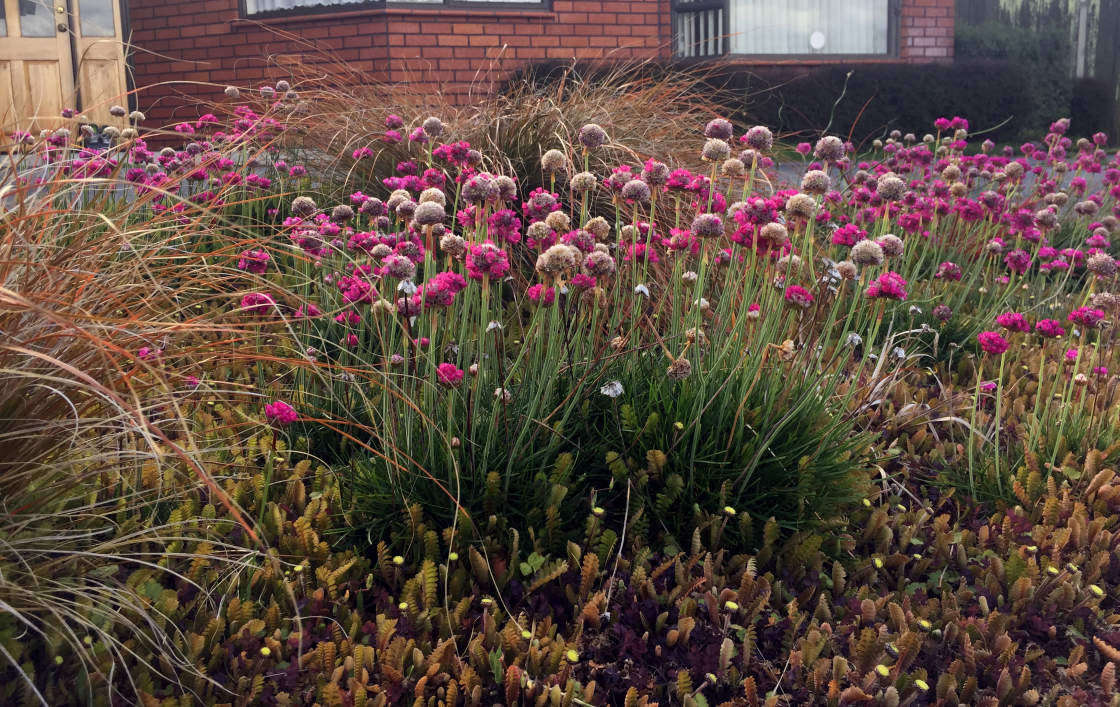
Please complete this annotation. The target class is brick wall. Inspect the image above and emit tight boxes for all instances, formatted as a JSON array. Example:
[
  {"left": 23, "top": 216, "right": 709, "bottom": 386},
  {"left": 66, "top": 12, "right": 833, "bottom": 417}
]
[
  {"left": 900, "top": 0, "right": 955, "bottom": 60},
  {"left": 125, "top": 0, "right": 952, "bottom": 123}
]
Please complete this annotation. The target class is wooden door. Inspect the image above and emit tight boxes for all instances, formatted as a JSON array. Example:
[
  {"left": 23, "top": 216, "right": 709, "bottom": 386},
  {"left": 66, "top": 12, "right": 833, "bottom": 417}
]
[
  {"left": 0, "top": 0, "right": 77, "bottom": 133},
  {"left": 71, "top": 0, "right": 128, "bottom": 126}
]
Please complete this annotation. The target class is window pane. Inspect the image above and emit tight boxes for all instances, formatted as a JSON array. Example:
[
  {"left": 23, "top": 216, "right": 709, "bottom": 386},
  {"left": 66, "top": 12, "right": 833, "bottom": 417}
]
[
  {"left": 729, "top": 0, "right": 888, "bottom": 55},
  {"left": 0, "top": 2, "right": 7, "bottom": 36},
  {"left": 79, "top": 0, "right": 115, "bottom": 36},
  {"left": 19, "top": 0, "right": 55, "bottom": 37},
  {"left": 246, "top": 0, "right": 377, "bottom": 13}
]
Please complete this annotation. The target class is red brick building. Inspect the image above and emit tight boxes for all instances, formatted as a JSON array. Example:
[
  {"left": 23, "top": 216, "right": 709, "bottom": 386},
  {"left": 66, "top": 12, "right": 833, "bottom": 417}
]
[{"left": 124, "top": 0, "right": 954, "bottom": 119}]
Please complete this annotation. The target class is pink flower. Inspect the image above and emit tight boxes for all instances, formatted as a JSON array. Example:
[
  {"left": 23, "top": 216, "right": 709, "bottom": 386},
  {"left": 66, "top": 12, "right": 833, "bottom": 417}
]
[
  {"left": 977, "top": 331, "right": 1010, "bottom": 355},
  {"left": 295, "top": 303, "right": 322, "bottom": 319},
  {"left": 980, "top": 381, "right": 997, "bottom": 392},
  {"left": 527, "top": 284, "right": 556, "bottom": 305},
  {"left": 1066, "top": 348, "right": 1079, "bottom": 362},
  {"left": 466, "top": 241, "right": 510, "bottom": 281},
  {"left": 1068, "top": 306, "right": 1106, "bottom": 328},
  {"left": 264, "top": 401, "right": 298, "bottom": 428},
  {"left": 784, "top": 285, "right": 813, "bottom": 309},
  {"left": 934, "top": 261, "right": 962, "bottom": 281},
  {"left": 1004, "top": 249, "right": 1032, "bottom": 274},
  {"left": 1035, "top": 319, "right": 1066, "bottom": 338},
  {"left": 865, "top": 271, "right": 908, "bottom": 301},
  {"left": 437, "top": 363, "right": 464, "bottom": 389},
  {"left": 1094, "top": 366, "right": 1108, "bottom": 376},
  {"left": 995, "top": 312, "right": 1030, "bottom": 333},
  {"left": 571, "top": 273, "right": 596, "bottom": 289},
  {"left": 344, "top": 333, "right": 359, "bottom": 348},
  {"left": 384, "top": 130, "right": 403, "bottom": 144},
  {"left": 237, "top": 249, "right": 270, "bottom": 274},
  {"left": 335, "top": 311, "right": 362, "bottom": 325},
  {"left": 795, "top": 142, "right": 812, "bottom": 156},
  {"left": 241, "top": 292, "right": 276, "bottom": 314},
  {"left": 185, "top": 375, "right": 200, "bottom": 388}
]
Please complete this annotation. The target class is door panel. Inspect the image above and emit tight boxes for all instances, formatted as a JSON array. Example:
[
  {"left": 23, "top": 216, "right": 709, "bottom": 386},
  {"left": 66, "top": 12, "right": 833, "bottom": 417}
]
[
  {"left": 0, "top": 0, "right": 75, "bottom": 133},
  {"left": 77, "top": 58, "right": 118, "bottom": 124},
  {"left": 24, "top": 59, "right": 62, "bottom": 130},
  {"left": 0, "top": 0, "right": 129, "bottom": 136},
  {"left": 73, "top": 0, "right": 128, "bottom": 125}
]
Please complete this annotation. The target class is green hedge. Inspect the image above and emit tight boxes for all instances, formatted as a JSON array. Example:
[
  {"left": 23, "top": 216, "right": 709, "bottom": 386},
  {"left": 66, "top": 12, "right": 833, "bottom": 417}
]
[{"left": 716, "top": 59, "right": 1033, "bottom": 145}]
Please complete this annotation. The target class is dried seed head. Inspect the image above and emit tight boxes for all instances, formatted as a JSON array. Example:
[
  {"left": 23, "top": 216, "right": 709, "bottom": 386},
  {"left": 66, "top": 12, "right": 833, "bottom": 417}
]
[
  {"left": 850, "top": 239, "right": 884, "bottom": 266},
  {"left": 419, "top": 188, "right": 446, "bottom": 207},
  {"left": 545, "top": 211, "right": 571, "bottom": 233},
  {"left": 950, "top": 182, "right": 968, "bottom": 198},
  {"left": 571, "top": 171, "right": 597, "bottom": 191},
  {"left": 813, "top": 135, "right": 845, "bottom": 162},
  {"left": 541, "top": 149, "right": 567, "bottom": 173},
  {"left": 701, "top": 138, "right": 731, "bottom": 162},
  {"left": 721, "top": 158, "right": 746, "bottom": 177},
  {"left": 536, "top": 244, "right": 578, "bottom": 274},
  {"left": 109, "top": 105, "right": 127, "bottom": 117},
  {"left": 877, "top": 234, "right": 904, "bottom": 258},
  {"left": 422, "top": 116, "right": 445, "bottom": 137},
  {"left": 941, "top": 165, "right": 961, "bottom": 182},
  {"left": 585, "top": 216, "right": 611, "bottom": 240},
  {"left": 440, "top": 234, "right": 467, "bottom": 259},
  {"left": 1087, "top": 252, "right": 1117, "bottom": 278},
  {"left": 584, "top": 250, "right": 617, "bottom": 277},
  {"left": 413, "top": 201, "right": 446, "bottom": 226},
  {"left": 744, "top": 125, "right": 773, "bottom": 151},
  {"left": 785, "top": 194, "right": 816, "bottom": 220},
  {"left": 578, "top": 123, "right": 607, "bottom": 149},
  {"left": 620, "top": 179, "right": 652, "bottom": 203},
  {"left": 291, "top": 196, "right": 318, "bottom": 218},
  {"left": 704, "top": 118, "right": 734, "bottom": 140},
  {"left": 877, "top": 176, "right": 905, "bottom": 202},
  {"left": 691, "top": 213, "right": 723, "bottom": 238},
  {"left": 759, "top": 222, "right": 788, "bottom": 244},
  {"left": 801, "top": 170, "right": 831, "bottom": 195},
  {"left": 224, "top": 86, "right": 241, "bottom": 98},
  {"left": 667, "top": 358, "right": 693, "bottom": 381},
  {"left": 836, "top": 261, "right": 858, "bottom": 280}
]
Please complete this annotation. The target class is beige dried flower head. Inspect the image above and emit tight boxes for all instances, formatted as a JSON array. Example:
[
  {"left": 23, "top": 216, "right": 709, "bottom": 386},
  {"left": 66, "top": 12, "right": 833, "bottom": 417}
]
[
  {"left": 413, "top": 201, "right": 445, "bottom": 226},
  {"left": 721, "top": 158, "right": 746, "bottom": 177},
  {"left": 801, "top": 170, "right": 831, "bottom": 195},
  {"left": 941, "top": 165, "right": 961, "bottom": 182},
  {"left": 701, "top": 138, "right": 731, "bottom": 162},
  {"left": 120, "top": 128, "right": 138, "bottom": 139},
  {"left": 1101, "top": 215, "right": 1118, "bottom": 232},
  {"left": 950, "top": 182, "right": 968, "bottom": 198},
  {"left": 776, "top": 254, "right": 802, "bottom": 270},
  {"left": 1090, "top": 292, "right": 1117, "bottom": 311},
  {"left": 877, "top": 234, "right": 904, "bottom": 258},
  {"left": 813, "top": 135, "right": 845, "bottom": 162},
  {"left": 291, "top": 196, "right": 317, "bottom": 219},
  {"left": 1075, "top": 200, "right": 1100, "bottom": 217},
  {"left": 583, "top": 250, "right": 616, "bottom": 277},
  {"left": 1087, "top": 252, "right": 1117, "bottom": 278},
  {"left": 128, "top": 110, "right": 145, "bottom": 122},
  {"left": 850, "top": 240, "right": 884, "bottom": 266},
  {"left": 585, "top": 216, "right": 611, "bottom": 240},
  {"left": 526, "top": 221, "right": 552, "bottom": 243},
  {"left": 571, "top": 172, "right": 597, "bottom": 191},
  {"left": 419, "top": 188, "right": 446, "bottom": 207},
  {"left": 759, "top": 222, "right": 788, "bottom": 244},
  {"left": 578, "top": 124, "right": 607, "bottom": 149},
  {"left": 541, "top": 149, "right": 567, "bottom": 173},
  {"left": 785, "top": 194, "right": 816, "bottom": 220},
  {"left": 836, "top": 261, "right": 858, "bottom": 280},
  {"left": 440, "top": 234, "right": 466, "bottom": 259},
  {"left": 536, "top": 244, "right": 578, "bottom": 274},
  {"left": 224, "top": 86, "right": 240, "bottom": 99},
  {"left": 877, "top": 176, "right": 905, "bottom": 202},
  {"left": 545, "top": 211, "right": 571, "bottom": 233},
  {"left": 1046, "top": 192, "right": 1069, "bottom": 207},
  {"left": 494, "top": 175, "right": 517, "bottom": 201},
  {"left": 422, "top": 116, "right": 445, "bottom": 137},
  {"left": 666, "top": 358, "right": 693, "bottom": 381},
  {"left": 1004, "top": 162, "right": 1024, "bottom": 179}
]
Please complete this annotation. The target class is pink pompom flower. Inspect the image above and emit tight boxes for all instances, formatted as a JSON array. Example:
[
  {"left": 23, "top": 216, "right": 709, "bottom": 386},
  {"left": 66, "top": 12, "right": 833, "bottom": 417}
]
[
  {"left": 977, "top": 331, "right": 1010, "bottom": 355},
  {"left": 1068, "top": 306, "right": 1105, "bottom": 328},
  {"left": 865, "top": 271, "right": 908, "bottom": 301},
  {"left": 1035, "top": 319, "right": 1066, "bottom": 338},
  {"left": 784, "top": 285, "right": 813, "bottom": 309},
  {"left": 437, "top": 363, "right": 464, "bottom": 389},
  {"left": 264, "top": 401, "right": 298, "bottom": 428},
  {"left": 995, "top": 312, "right": 1030, "bottom": 333}
]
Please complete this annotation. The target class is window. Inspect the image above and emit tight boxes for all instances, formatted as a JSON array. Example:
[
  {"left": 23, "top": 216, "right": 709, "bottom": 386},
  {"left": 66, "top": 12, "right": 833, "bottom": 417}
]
[
  {"left": 244, "top": 0, "right": 544, "bottom": 16},
  {"left": 675, "top": 0, "right": 896, "bottom": 58}
]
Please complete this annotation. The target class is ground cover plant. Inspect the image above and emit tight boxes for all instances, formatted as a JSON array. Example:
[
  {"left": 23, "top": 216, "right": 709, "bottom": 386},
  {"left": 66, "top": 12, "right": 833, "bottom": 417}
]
[{"left": 2, "top": 68, "right": 1120, "bottom": 707}]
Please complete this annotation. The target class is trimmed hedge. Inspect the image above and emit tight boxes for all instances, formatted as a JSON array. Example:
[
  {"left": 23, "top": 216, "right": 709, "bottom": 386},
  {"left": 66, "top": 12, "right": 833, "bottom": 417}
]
[{"left": 717, "top": 59, "right": 1033, "bottom": 146}]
